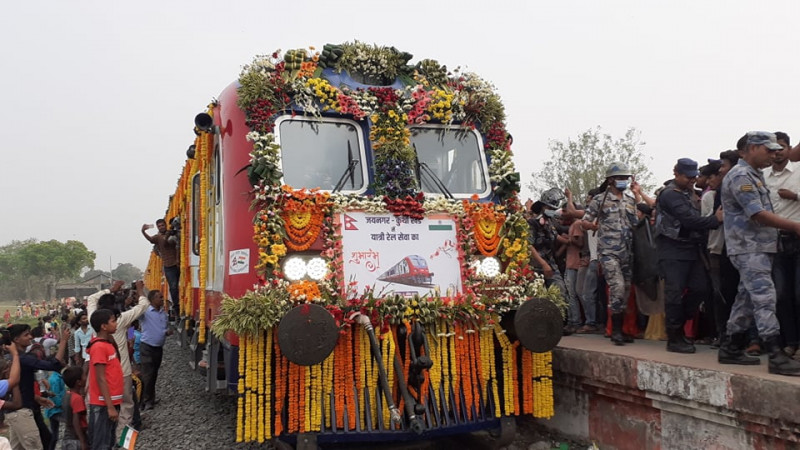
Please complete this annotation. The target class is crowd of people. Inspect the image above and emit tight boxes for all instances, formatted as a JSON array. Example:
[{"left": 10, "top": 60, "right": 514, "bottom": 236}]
[
  {"left": 0, "top": 279, "right": 171, "bottom": 450},
  {"left": 4, "top": 301, "right": 69, "bottom": 323},
  {"left": 527, "top": 130, "right": 800, "bottom": 377}
]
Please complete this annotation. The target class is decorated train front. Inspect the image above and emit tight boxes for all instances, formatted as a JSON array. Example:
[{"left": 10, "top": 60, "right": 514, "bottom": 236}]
[{"left": 147, "top": 42, "right": 564, "bottom": 446}]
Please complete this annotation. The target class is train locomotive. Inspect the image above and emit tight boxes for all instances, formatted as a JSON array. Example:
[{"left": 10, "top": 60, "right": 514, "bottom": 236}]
[{"left": 144, "top": 42, "right": 564, "bottom": 449}]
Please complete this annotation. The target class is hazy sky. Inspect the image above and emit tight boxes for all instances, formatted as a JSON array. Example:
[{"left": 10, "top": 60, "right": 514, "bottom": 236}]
[{"left": 2, "top": 0, "right": 799, "bottom": 273}]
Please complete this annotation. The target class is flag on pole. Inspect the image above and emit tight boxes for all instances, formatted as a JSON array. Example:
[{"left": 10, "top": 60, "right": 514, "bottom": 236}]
[{"left": 118, "top": 425, "right": 138, "bottom": 450}]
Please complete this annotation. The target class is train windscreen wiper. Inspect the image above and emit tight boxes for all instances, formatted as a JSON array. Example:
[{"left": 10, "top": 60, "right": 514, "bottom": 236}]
[
  {"left": 412, "top": 143, "right": 453, "bottom": 199},
  {"left": 332, "top": 141, "right": 359, "bottom": 193}
]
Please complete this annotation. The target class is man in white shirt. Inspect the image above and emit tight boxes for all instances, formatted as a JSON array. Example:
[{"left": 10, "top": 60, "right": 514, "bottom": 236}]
[{"left": 763, "top": 132, "right": 800, "bottom": 360}]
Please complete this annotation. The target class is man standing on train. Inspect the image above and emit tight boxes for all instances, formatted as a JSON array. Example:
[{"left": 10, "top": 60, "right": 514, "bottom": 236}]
[{"left": 141, "top": 219, "right": 180, "bottom": 320}]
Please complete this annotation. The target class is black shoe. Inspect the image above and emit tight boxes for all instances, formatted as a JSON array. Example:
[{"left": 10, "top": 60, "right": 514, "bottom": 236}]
[
  {"left": 765, "top": 337, "right": 800, "bottom": 376},
  {"left": 610, "top": 313, "right": 625, "bottom": 346},
  {"left": 718, "top": 334, "right": 760, "bottom": 365},
  {"left": 622, "top": 333, "right": 635, "bottom": 343},
  {"left": 666, "top": 328, "right": 695, "bottom": 354}
]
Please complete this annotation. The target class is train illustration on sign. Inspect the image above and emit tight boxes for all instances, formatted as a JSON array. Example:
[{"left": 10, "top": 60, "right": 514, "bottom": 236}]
[{"left": 377, "top": 255, "right": 434, "bottom": 287}]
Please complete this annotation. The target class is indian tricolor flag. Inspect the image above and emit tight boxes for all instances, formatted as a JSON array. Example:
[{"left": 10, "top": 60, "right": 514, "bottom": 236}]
[{"left": 118, "top": 425, "right": 139, "bottom": 449}]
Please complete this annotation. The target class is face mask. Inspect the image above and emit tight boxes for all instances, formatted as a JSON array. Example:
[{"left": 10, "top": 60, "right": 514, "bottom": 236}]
[
  {"left": 615, "top": 180, "right": 629, "bottom": 191},
  {"left": 543, "top": 209, "right": 557, "bottom": 218}
]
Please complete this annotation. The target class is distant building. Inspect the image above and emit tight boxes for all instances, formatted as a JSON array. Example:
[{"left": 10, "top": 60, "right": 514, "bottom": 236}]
[{"left": 55, "top": 273, "right": 112, "bottom": 299}]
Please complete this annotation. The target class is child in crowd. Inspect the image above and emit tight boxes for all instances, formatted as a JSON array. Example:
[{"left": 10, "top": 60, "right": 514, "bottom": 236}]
[
  {"left": 129, "top": 321, "right": 141, "bottom": 373},
  {"left": 87, "top": 309, "right": 123, "bottom": 450},
  {"left": 0, "top": 343, "right": 20, "bottom": 400},
  {"left": 61, "top": 366, "right": 88, "bottom": 450},
  {"left": 45, "top": 368, "right": 66, "bottom": 450},
  {"left": 73, "top": 312, "right": 94, "bottom": 367}
]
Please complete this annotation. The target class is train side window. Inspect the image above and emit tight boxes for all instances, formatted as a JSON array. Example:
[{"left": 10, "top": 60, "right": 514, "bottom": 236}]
[
  {"left": 214, "top": 144, "right": 221, "bottom": 205},
  {"left": 191, "top": 173, "right": 200, "bottom": 256}
]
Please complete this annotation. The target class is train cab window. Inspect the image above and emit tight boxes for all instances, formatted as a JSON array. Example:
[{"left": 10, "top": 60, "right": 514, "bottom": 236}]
[
  {"left": 409, "top": 126, "right": 490, "bottom": 198},
  {"left": 275, "top": 117, "right": 367, "bottom": 194}
]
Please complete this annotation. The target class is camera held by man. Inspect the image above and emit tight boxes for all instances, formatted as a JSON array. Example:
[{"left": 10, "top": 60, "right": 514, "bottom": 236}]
[{"left": 167, "top": 217, "right": 181, "bottom": 245}]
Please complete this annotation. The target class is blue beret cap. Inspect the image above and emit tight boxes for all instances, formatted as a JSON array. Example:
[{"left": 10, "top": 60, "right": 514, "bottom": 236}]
[{"left": 675, "top": 158, "right": 699, "bottom": 177}]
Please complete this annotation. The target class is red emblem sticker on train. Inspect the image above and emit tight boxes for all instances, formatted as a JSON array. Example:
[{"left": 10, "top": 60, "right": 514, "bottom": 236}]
[{"left": 343, "top": 214, "right": 358, "bottom": 231}]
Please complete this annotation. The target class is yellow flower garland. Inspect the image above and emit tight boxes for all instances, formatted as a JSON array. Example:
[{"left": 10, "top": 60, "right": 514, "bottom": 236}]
[
  {"left": 532, "top": 351, "right": 554, "bottom": 418},
  {"left": 236, "top": 332, "right": 245, "bottom": 442},
  {"left": 381, "top": 330, "right": 395, "bottom": 427},
  {"left": 197, "top": 122, "right": 213, "bottom": 344}
]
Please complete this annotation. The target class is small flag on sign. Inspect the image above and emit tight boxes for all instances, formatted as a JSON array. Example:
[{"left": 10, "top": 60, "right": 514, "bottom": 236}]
[
  {"left": 428, "top": 224, "right": 452, "bottom": 231},
  {"left": 118, "top": 425, "right": 138, "bottom": 450}
]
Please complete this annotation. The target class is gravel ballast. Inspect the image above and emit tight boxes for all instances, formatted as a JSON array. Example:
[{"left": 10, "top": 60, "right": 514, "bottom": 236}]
[{"left": 134, "top": 336, "right": 263, "bottom": 450}]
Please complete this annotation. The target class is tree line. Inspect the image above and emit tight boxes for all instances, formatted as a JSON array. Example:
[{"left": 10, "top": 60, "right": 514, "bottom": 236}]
[
  {"left": 0, "top": 239, "right": 142, "bottom": 301},
  {"left": 528, "top": 126, "right": 654, "bottom": 202}
]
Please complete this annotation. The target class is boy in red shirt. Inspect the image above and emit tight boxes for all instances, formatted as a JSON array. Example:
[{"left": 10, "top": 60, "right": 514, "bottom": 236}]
[
  {"left": 61, "top": 366, "right": 88, "bottom": 450},
  {"left": 87, "top": 309, "right": 123, "bottom": 450}
]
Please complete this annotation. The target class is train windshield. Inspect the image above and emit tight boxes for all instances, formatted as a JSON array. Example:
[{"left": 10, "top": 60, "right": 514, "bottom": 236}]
[
  {"left": 409, "top": 126, "right": 490, "bottom": 198},
  {"left": 407, "top": 255, "right": 428, "bottom": 268},
  {"left": 276, "top": 117, "right": 367, "bottom": 193}
]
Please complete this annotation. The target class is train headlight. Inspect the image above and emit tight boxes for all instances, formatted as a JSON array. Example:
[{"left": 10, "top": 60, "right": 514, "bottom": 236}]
[
  {"left": 283, "top": 257, "right": 307, "bottom": 281},
  {"left": 306, "top": 257, "right": 329, "bottom": 280},
  {"left": 470, "top": 257, "right": 501, "bottom": 278}
]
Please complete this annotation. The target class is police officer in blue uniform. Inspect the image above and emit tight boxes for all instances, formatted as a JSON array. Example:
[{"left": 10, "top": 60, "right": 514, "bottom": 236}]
[
  {"left": 719, "top": 131, "right": 800, "bottom": 376},
  {"left": 656, "top": 158, "right": 723, "bottom": 353}
]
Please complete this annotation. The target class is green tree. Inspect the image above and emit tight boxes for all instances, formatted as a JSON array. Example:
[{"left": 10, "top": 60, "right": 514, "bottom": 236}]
[
  {"left": 0, "top": 239, "right": 96, "bottom": 300},
  {"left": 111, "top": 263, "right": 143, "bottom": 282},
  {"left": 529, "top": 127, "right": 655, "bottom": 202},
  {"left": 0, "top": 240, "right": 36, "bottom": 300}
]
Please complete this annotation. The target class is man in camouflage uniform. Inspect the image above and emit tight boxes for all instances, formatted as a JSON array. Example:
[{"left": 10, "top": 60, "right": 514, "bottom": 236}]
[
  {"left": 581, "top": 162, "right": 639, "bottom": 345},
  {"left": 719, "top": 131, "right": 800, "bottom": 376},
  {"left": 528, "top": 188, "right": 568, "bottom": 309}
]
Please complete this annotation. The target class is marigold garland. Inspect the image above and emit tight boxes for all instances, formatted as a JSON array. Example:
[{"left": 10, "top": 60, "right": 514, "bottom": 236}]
[
  {"left": 532, "top": 351, "right": 554, "bottom": 418},
  {"left": 197, "top": 123, "right": 213, "bottom": 344},
  {"left": 280, "top": 187, "right": 331, "bottom": 251},
  {"left": 288, "top": 280, "right": 322, "bottom": 303},
  {"left": 464, "top": 202, "right": 505, "bottom": 257}
]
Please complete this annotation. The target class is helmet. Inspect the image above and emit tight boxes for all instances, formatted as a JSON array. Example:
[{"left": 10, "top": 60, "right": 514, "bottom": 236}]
[
  {"left": 605, "top": 162, "right": 632, "bottom": 178},
  {"left": 537, "top": 187, "right": 565, "bottom": 210}
]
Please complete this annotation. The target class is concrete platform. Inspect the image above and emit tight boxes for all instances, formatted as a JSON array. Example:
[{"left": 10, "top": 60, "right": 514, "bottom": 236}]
[{"left": 534, "top": 335, "right": 800, "bottom": 450}]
